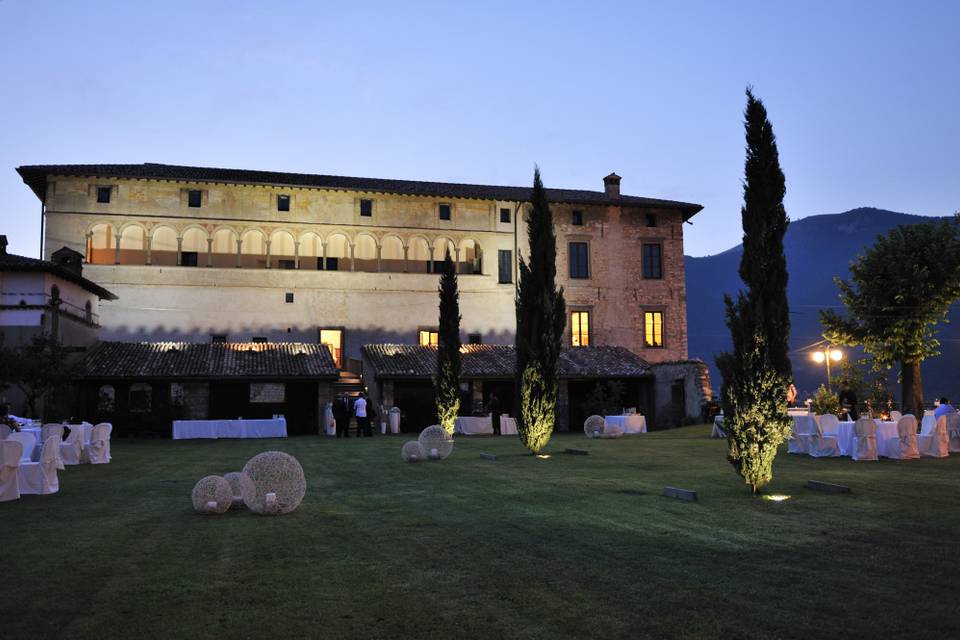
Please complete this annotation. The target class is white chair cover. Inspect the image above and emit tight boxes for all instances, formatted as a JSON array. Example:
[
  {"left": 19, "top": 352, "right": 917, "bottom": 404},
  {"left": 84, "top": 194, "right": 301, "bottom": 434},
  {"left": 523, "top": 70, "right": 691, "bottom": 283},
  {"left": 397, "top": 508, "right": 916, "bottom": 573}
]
[
  {"left": 17, "top": 435, "right": 64, "bottom": 495},
  {"left": 806, "top": 417, "right": 841, "bottom": 457},
  {"left": 917, "top": 416, "right": 949, "bottom": 458},
  {"left": 41, "top": 424, "right": 65, "bottom": 447},
  {"left": 819, "top": 414, "right": 840, "bottom": 436},
  {"left": 788, "top": 415, "right": 816, "bottom": 454},
  {"left": 852, "top": 417, "right": 878, "bottom": 461},
  {"left": 0, "top": 424, "right": 11, "bottom": 439},
  {"left": 946, "top": 414, "right": 960, "bottom": 453},
  {"left": 889, "top": 410, "right": 903, "bottom": 421},
  {"left": 880, "top": 415, "right": 919, "bottom": 459},
  {"left": 59, "top": 425, "right": 85, "bottom": 465},
  {"left": 0, "top": 439, "right": 23, "bottom": 502},
  {"left": 82, "top": 423, "right": 112, "bottom": 464},
  {"left": 6, "top": 432, "right": 35, "bottom": 463}
]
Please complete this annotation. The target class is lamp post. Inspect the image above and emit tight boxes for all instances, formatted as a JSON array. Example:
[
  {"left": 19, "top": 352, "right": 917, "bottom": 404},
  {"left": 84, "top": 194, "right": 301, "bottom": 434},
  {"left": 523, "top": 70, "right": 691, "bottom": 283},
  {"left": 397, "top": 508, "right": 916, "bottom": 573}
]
[{"left": 810, "top": 347, "right": 843, "bottom": 387}]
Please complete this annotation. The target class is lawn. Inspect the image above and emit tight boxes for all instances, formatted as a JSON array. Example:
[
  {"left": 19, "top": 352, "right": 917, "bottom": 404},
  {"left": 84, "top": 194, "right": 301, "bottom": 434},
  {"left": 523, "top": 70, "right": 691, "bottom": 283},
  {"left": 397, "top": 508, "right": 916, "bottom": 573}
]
[{"left": 4, "top": 426, "right": 959, "bottom": 639}]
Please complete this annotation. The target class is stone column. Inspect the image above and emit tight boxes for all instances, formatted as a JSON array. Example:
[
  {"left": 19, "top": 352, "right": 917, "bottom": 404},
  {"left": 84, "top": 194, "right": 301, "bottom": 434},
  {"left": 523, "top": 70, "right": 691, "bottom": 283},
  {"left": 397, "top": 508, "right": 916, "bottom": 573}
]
[
  {"left": 402, "top": 245, "right": 409, "bottom": 273},
  {"left": 175, "top": 236, "right": 183, "bottom": 266},
  {"left": 265, "top": 239, "right": 272, "bottom": 269},
  {"left": 85, "top": 232, "right": 93, "bottom": 263},
  {"left": 471, "top": 380, "right": 484, "bottom": 415},
  {"left": 428, "top": 247, "right": 436, "bottom": 273},
  {"left": 236, "top": 239, "right": 243, "bottom": 268},
  {"left": 556, "top": 380, "right": 570, "bottom": 432},
  {"left": 114, "top": 235, "right": 121, "bottom": 265},
  {"left": 206, "top": 238, "right": 213, "bottom": 267},
  {"left": 146, "top": 237, "right": 153, "bottom": 265},
  {"left": 293, "top": 241, "right": 300, "bottom": 270},
  {"left": 349, "top": 243, "right": 356, "bottom": 272},
  {"left": 319, "top": 241, "right": 326, "bottom": 270},
  {"left": 376, "top": 244, "right": 382, "bottom": 272}
]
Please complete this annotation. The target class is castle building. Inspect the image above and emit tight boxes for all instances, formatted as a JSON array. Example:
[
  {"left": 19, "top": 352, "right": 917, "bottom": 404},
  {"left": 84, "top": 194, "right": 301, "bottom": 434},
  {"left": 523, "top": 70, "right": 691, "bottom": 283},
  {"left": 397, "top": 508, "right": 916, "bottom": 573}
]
[{"left": 16, "top": 163, "right": 709, "bottom": 430}]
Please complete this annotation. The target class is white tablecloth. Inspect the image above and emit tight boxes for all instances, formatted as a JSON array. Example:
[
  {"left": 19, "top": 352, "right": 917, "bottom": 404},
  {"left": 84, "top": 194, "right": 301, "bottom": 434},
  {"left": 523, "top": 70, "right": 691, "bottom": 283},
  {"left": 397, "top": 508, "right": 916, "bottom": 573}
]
[
  {"left": 605, "top": 415, "right": 647, "bottom": 434},
  {"left": 921, "top": 415, "right": 937, "bottom": 434},
  {"left": 712, "top": 416, "right": 726, "bottom": 438},
  {"left": 172, "top": 418, "right": 287, "bottom": 440},
  {"left": 835, "top": 420, "right": 899, "bottom": 457},
  {"left": 455, "top": 416, "right": 494, "bottom": 435},
  {"left": 19, "top": 426, "right": 42, "bottom": 446},
  {"left": 500, "top": 416, "right": 518, "bottom": 436}
]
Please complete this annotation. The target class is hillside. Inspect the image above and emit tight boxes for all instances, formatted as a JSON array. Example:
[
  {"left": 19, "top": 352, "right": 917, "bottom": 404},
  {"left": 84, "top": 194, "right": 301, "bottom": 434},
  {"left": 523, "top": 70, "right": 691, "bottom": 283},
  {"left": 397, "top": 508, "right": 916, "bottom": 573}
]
[{"left": 685, "top": 207, "right": 959, "bottom": 402}]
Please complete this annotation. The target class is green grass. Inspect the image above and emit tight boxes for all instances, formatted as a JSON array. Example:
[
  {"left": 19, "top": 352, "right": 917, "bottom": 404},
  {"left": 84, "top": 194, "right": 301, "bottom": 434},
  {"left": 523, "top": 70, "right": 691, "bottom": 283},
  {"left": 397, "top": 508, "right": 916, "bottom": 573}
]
[{"left": 4, "top": 426, "right": 959, "bottom": 639}]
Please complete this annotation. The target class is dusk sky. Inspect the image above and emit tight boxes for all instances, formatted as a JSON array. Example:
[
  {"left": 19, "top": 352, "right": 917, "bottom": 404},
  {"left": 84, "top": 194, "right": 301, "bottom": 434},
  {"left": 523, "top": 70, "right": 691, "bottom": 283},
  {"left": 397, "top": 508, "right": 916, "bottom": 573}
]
[{"left": 1, "top": 1, "right": 957, "bottom": 259}]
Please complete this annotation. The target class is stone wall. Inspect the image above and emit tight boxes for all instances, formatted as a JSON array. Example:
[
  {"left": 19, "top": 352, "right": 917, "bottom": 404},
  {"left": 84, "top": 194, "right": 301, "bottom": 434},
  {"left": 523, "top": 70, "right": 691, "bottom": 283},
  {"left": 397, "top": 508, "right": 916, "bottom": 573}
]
[{"left": 649, "top": 360, "right": 713, "bottom": 427}]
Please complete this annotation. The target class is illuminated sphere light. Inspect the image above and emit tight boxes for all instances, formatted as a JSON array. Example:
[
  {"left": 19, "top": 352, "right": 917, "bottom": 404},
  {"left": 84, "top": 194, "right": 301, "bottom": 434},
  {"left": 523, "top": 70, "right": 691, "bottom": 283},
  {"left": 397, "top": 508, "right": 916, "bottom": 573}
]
[
  {"left": 191, "top": 475, "right": 232, "bottom": 514},
  {"left": 223, "top": 471, "right": 255, "bottom": 510},
  {"left": 830, "top": 349, "right": 843, "bottom": 362},
  {"left": 418, "top": 425, "right": 454, "bottom": 460},
  {"left": 811, "top": 351, "right": 825, "bottom": 363},
  {"left": 241, "top": 451, "right": 306, "bottom": 515},
  {"left": 584, "top": 415, "right": 607, "bottom": 438},
  {"left": 401, "top": 440, "right": 424, "bottom": 462}
]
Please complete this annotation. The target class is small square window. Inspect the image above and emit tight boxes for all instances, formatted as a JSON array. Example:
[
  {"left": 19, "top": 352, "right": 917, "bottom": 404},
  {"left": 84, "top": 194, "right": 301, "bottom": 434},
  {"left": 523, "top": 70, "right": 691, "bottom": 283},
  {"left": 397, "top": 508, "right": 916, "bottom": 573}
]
[
  {"left": 211, "top": 334, "right": 228, "bottom": 344},
  {"left": 325, "top": 257, "right": 339, "bottom": 271},
  {"left": 439, "top": 203, "right": 451, "bottom": 220},
  {"left": 646, "top": 213, "right": 658, "bottom": 228},
  {"left": 285, "top": 292, "right": 294, "bottom": 304},
  {"left": 360, "top": 199, "right": 373, "bottom": 217},
  {"left": 572, "top": 211, "right": 583, "bottom": 226},
  {"left": 500, "top": 208, "right": 511, "bottom": 223},
  {"left": 468, "top": 333, "right": 482, "bottom": 345},
  {"left": 277, "top": 195, "right": 290, "bottom": 212},
  {"left": 96, "top": 186, "right": 111, "bottom": 203},
  {"left": 180, "top": 251, "right": 199, "bottom": 267},
  {"left": 252, "top": 336, "right": 268, "bottom": 344},
  {"left": 188, "top": 190, "right": 202, "bottom": 208}
]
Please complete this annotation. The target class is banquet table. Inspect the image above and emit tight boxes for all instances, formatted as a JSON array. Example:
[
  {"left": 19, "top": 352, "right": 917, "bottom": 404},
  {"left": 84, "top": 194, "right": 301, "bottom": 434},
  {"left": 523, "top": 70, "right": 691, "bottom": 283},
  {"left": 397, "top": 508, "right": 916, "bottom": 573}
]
[
  {"left": 835, "top": 420, "right": 899, "bottom": 457},
  {"left": 499, "top": 416, "right": 518, "bottom": 436},
  {"left": 172, "top": 417, "right": 287, "bottom": 440},
  {"left": 19, "top": 426, "right": 42, "bottom": 446},
  {"left": 605, "top": 414, "right": 647, "bottom": 434},
  {"left": 454, "top": 416, "right": 493, "bottom": 435}
]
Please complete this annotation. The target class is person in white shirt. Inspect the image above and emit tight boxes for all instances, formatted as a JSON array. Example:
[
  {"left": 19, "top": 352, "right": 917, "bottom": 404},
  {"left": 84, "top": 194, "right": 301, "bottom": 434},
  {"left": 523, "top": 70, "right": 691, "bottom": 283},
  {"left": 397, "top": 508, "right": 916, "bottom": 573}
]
[
  {"left": 354, "top": 392, "right": 371, "bottom": 437},
  {"left": 934, "top": 397, "right": 956, "bottom": 419}
]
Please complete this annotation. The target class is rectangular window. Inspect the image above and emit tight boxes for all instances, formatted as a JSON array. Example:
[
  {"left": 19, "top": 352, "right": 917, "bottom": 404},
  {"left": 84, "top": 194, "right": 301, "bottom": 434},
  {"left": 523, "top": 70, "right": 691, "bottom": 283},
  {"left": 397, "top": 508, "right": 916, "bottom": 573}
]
[
  {"left": 572, "top": 210, "right": 583, "bottom": 226},
  {"left": 96, "top": 186, "right": 111, "bottom": 203},
  {"left": 325, "top": 257, "right": 339, "bottom": 271},
  {"left": 497, "top": 250, "right": 512, "bottom": 284},
  {"left": 211, "top": 334, "right": 228, "bottom": 344},
  {"left": 438, "top": 203, "right": 451, "bottom": 220},
  {"left": 360, "top": 199, "right": 373, "bottom": 216},
  {"left": 468, "top": 333, "right": 482, "bottom": 345},
  {"left": 569, "top": 242, "right": 589, "bottom": 279},
  {"left": 571, "top": 311, "right": 590, "bottom": 347},
  {"left": 285, "top": 292, "right": 294, "bottom": 303},
  {"left": 644, "top": 311, "right": 664, "bottom": 348},
  {"left": 252, "top": 336, "right": 268, "bottom": 344},
  {"left": 419, "top": 329, "right": 439, "bottom": 347},
  {"left": 642, "top": 243, "right": 663, "bottom": 279},
  {"left": 500, "top": 207, "right": 511, "bottom": 223},
  {"left": 277, "top": 195, "right": 290, "bottom": 212},
  {"left": 188, "top": 190, "right": 202, "bottom": 208},
  {"left": 646, "top": 213, "right": 658, "bottom": 228},
  {"left": 180, "top": 251, "right": 199, "bottom": 267}
]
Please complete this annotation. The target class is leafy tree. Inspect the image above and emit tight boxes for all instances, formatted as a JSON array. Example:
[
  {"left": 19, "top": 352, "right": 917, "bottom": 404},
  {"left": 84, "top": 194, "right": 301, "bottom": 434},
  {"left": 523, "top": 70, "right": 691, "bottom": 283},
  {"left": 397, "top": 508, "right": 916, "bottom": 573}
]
[
  {"left": 435, "top": 251, "right": 462, "bottom": 434},
  {"left": 820, "top": 217, "right": 960, "bottom": 418},
  {"left": 580, "top": 380, "right": 625, "bottom": 418},
  {"left": 515, "top": 168, "right": 566, "bottom": 454},
  {"left": 809, "top": 384, "right": 840, "bottom": 416},
  {"left": 716, "top": 88, "right": 793, "bottom": 493},
  {"left": 10, "top": 333, "right": 77, "bottom": 419}
]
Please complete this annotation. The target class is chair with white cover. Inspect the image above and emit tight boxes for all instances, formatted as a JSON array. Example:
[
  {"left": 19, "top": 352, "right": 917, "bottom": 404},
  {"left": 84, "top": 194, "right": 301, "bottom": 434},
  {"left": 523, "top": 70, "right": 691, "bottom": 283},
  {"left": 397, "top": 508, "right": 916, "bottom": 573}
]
[
  {"left": 807, "top": 417, "right": 841, "bottom": 457},
  {"left": 818, "top": 414, "right": 840, "bottom": 436},
  {"left": 889, "top": 410, "right": 903, "bottom": 421},
  {"left": 946, "top": 414, "right": 960, "bottom": 453},
  {"left": 17, "top": 436, "right": 64, "bottom": 495},
  {"left": 852, "top": 417, "right": 878, "bottom": 461},
  {"left": 6, "top": 432, "right": 35, "bottom": 463},
  {"left": 59, "top": 425, "right": 86, "bottom": 465},
  {"left": 0, "top": 439, "right": 23, "bottom": 502},
  {"left": 917, "top": 416, "right": 949, "bottom": 458},
  {"left": 788, "top": 416, "right": 818, "bottom": 454},
  {"left": 0, "top": 424, "right": 11, "bottom": 439},
  {"left": 879, "top": 415, "right": 919, "bottom": 459},
  {"left": 40, "top": 424, "right": 65, "bottom": 448},
  {"left": 82, "top": 423, "right": 112, "bottom": 464}
]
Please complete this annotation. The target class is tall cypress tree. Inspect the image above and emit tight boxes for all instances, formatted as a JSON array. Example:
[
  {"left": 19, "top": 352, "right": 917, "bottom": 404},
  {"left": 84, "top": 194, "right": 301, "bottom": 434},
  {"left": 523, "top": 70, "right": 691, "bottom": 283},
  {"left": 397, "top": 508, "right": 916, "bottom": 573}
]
[
  {"left": 435, "top": 251, "right": 462, "bottom": 434},
  {"left": 515, "top": 168, "right": 566, "bottom": 454},
  {"left": 715, "top": 88, "right": 793, "bottom": 492}
]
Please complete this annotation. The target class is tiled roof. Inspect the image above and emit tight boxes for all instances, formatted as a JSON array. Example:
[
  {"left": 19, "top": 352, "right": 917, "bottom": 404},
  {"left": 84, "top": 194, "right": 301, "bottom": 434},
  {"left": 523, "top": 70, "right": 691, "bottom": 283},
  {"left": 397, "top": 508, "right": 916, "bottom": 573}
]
[
  {"left": 78, "top": 342, "right": 338, "bottom": 379},
  {"left": 362, "top": 344, "right": 650, "bottom": 379},
  {"left": 0, "top": 246, "right": 117, "bottom": 300},
  {"left": 16, "top": 163, "right": 703, "bottom": 219}
]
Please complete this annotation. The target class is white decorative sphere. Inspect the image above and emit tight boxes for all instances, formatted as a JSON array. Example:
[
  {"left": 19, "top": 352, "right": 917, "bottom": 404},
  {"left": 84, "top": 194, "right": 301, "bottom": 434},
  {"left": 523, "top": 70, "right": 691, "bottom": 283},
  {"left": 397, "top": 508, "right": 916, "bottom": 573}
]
[
  {"left": 584, "top": 415, "right": 606, "bottom": 438},
  {"left": 191, "top": 475, "right": 232, "bottom": 514},
  {"left": 224, "top": 471, "right": 254, "bottom": 510},
  {"left": 418, "top": 425, "right": 454, "bottom": 460},
  {"left": 241, "top": 451, "right": 306, "bottom": 515},
  {"left": 401, "top": 440, "right": 424, "bottom": 462}
]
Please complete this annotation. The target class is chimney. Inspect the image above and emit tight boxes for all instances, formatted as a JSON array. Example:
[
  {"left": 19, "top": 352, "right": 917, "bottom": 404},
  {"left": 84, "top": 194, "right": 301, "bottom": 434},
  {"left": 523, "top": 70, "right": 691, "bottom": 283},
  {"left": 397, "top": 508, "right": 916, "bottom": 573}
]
[
  {"left": 603, "top": 172, "right": 621, "bottom": 199},
  {"left": 0, "top": 235, "right": 7, "bottom": 255}
]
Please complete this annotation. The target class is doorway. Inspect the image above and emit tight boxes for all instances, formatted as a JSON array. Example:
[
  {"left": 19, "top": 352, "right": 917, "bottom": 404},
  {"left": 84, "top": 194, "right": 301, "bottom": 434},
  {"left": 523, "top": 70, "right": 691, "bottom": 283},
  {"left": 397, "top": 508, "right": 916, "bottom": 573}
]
[{"left": 319, "top": 328, "right": 344, "bottom": 369}]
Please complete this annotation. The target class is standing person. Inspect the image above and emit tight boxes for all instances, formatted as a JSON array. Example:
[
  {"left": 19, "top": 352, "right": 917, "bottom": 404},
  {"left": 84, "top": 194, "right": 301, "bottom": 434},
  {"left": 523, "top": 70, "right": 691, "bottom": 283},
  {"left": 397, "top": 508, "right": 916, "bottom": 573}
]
[
  {"left": 786, "top": 383, "right": 798, "bottom": 406},
  {"left": 488, "top": 393, "right": 501, "bottom": 435},
  {"left": 354, "top": 392, "right": 370, "bottom": 437},
  {"left": 333, "top": 393, "right": 352, "bottom": 438},
  {"left": 838, "top": 381, "right": 859, "bottom": 420}
]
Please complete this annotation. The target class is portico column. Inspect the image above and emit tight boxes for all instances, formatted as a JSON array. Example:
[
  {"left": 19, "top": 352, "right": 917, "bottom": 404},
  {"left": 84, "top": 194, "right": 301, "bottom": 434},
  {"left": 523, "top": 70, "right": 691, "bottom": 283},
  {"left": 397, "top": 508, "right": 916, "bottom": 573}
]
[
  {"left": 428, "top": 247, "right": 436, "bottom": 273},
  {"left": 265, "top": 239, "right": 272, "bottom": 269},
  {"left": 319, "top": 241, "right": 326, "bottom": 270},
  {"left": 114, "top": 235, "right": 121, "bottom": 265},
  {"left": 146, "top": 237, "right": 153, "bottom": 265},
  {"left": 349, "top": 243, "right": 356, "bottom": 271},
  {"left": 85, "top": 232, "right": 93, "bottom": 263},
  {"left": 236, "top": 239, "right": 243, "bottom": 268},
  {"left": 294, "top": 241, "right": 300, "bottom": 270},
  {"left": 402, "top": 244, "right": 409, "bottom": 273},
  {"left": 176, "top": 236, "right": 183, "bottom": 266},
  {"left": 206, "top": 238, "right": 213, "bottom": 267},
  {"left": 376, "top": 244, "right": 382, "bottom": 272}
]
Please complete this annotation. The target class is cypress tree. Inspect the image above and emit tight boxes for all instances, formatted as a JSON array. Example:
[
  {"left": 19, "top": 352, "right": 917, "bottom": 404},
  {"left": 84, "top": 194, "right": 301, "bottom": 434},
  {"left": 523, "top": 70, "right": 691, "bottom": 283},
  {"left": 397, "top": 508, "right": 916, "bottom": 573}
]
[
  {"left": 435, "top": 251, "right": 462, "bottom": 434},
  {"left": 715, "top": 88, "right": 793, "bottom": 492},
  {"left": 515, "top": 168, "right": 566, "bottom": 454}
]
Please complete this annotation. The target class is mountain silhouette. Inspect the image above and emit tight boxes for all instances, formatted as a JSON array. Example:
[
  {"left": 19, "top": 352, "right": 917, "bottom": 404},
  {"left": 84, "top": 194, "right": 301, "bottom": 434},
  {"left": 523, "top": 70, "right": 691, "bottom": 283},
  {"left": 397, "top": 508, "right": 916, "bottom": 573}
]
[{"left": 686, "top": 207, "right": 959, "bottom": 403}]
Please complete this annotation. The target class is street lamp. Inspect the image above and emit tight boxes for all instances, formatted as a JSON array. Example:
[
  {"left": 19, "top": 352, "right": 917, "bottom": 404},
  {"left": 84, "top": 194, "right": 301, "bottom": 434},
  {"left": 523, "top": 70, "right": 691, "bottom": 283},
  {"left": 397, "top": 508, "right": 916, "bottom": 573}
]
[{"left": 811, "top": 347, "right": 843, "bottom": 387}]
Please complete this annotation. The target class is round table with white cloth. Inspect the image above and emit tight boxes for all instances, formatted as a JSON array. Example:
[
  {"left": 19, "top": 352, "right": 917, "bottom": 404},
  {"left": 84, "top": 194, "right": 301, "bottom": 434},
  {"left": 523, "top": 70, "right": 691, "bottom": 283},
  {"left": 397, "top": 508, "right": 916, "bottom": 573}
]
[
  {"left": 834, "top": 420, "right": 899, "bottom": 457},
  {"left": 604, "top": 415, "right": 647, "bottom": 434},
  {"left": 454, "top": 416, "right": 493, "bottom": 435}
]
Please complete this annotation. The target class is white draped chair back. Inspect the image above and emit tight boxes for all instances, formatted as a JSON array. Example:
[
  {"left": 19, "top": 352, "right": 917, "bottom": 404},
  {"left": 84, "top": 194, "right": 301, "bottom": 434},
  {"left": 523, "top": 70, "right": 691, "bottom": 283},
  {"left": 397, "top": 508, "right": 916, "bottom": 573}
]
[
  {"left": 918, "top": 416, "right": 950, "bottom": 458},
  {"left": 59, "top": 425, "right": 85, "bottom": 466},
  {"left": 788, "top": 415, "right": 816, "bottom": 454},
  {"left": 792, "top": 415, "right": 840, "bottom": 457},
  {"left": 852, "top": 417, "right": 878, "bottom": 461},
  {"left": 41, "top": 424, "right": 65, "bottom": 444},
  {"left": 889, "top": 410, "right": 903, "bottom": 421},
  {"left": 0, "top": 424, "right": 11, "bottom": 439},
  {"left": 883, "top": 415, "right": 919, "bottom": 460},
  {"left": 17, "top": 435, "right": 64, "bottom": 495},
  {"left": 83, "top": 423, "right": 112, "bottom": 464},
  {"left": 6, "top": 431, "right": 35, "bottom": 463},
  {"left": 946, "top": 413, "right": 960, "bottom": 453},
  {"left": 819, "top": 414, "right": 840, "bottom": 436},
  {"left": 0, "top": 439, "right": 23, "bottom": 502}
]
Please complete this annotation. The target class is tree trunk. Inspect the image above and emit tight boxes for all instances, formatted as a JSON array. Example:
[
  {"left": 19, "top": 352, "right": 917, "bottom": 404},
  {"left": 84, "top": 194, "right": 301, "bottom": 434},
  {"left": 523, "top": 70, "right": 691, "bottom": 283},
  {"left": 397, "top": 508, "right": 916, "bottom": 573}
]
[{"left": 901, "top": 360, "right": 924, "bottom": 418}]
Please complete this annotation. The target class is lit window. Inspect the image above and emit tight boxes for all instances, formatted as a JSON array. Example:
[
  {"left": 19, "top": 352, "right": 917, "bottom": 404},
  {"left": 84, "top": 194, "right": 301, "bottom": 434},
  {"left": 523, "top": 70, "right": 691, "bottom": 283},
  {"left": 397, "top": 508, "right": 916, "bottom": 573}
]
[
  {"left": 572, "top": 211, "right": 583, "bottom": 226},
  {"left": 569, "top": 242, "right": 589, "bottom": 279},
  {"left": 644, "top": 311, "right": 664, "bottom": 348},
  {"left": 419, "top": 330, "right": 439, "bottom": 346},
  {"left": 642, "top": 243, "right": 663, "bottom": 279},
  {"left": 438, "top": 203, "right": 451, "bottom": 220},
  {"left": 571, "top": 311, "right": 590, "bottom": 347},
  {"left": 360, "top": 199, "right": 373, "bottom": 216},
  {"left": 500, "top": 208, "right": 511, "bottom": 223},
  {"left": 96, "top": 186, "right": 111, "bottom": 203},
  {"left": 277, "top": 195, "right": 290, "bottom": 212},
  {"left": 188, "top": 190, "right": 202, "bottom": 207}
]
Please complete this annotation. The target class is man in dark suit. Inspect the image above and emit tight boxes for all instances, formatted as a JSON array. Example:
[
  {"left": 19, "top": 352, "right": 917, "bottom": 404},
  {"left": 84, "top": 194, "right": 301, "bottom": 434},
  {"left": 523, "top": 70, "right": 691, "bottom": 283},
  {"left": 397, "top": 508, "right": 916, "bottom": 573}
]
[
  {"left": 488, "top": 393, "right": 501, "bottom": 435},
  {"left": 333, "top": 393, "right": 352, "bottom": 438}
]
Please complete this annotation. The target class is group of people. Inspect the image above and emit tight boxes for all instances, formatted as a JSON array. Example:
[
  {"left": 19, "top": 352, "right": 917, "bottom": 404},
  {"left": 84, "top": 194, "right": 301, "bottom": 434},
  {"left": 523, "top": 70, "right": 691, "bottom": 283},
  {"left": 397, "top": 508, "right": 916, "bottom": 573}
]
[{"left": 332, "top": 392, "right": 373, "bottom": 438}]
